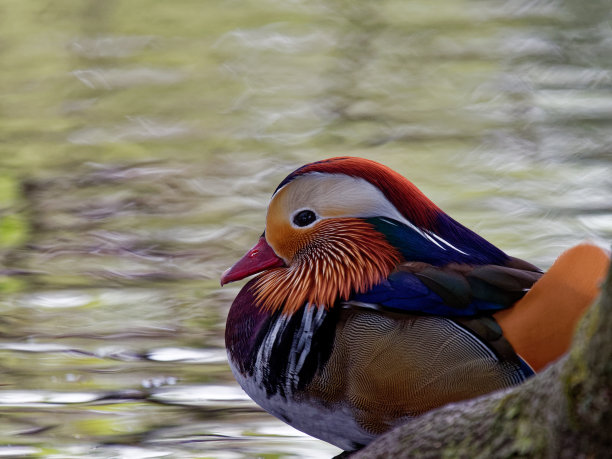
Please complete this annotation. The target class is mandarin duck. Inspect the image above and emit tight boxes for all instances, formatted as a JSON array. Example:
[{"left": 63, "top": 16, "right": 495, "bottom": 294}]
[{"left": 221, "top": 157, "right": 610, "bottom": 451}]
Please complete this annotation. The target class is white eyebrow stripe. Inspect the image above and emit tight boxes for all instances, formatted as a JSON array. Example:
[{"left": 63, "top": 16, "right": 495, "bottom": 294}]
[
  {"left": 276, "top": 171, "right": 413, "bottom": 223},
  {"left": 273, "top": 171, "right": 462, "bottom": 253}
]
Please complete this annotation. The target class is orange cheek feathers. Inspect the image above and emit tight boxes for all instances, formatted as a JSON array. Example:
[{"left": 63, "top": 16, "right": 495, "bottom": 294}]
[
  {"left": 265, "top": 218, "right": 309, "bottom": 263},
  {"left": 253, "top": 219, "right": 402, "bottom": 315}
]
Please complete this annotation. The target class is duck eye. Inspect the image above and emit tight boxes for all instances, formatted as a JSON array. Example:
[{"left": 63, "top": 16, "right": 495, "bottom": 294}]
[{"left": 293, "top": 209, "right": 317, "bottom": 227}]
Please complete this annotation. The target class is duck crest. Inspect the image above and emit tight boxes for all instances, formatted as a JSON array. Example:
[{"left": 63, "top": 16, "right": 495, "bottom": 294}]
[{"left": 251, "top": 218, "right": 401, "bottom": 315}]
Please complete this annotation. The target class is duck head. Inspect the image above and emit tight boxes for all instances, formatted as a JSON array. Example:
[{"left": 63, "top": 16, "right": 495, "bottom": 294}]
[{"left": 221, "top": 157, "right": 508, "bottom": 314}]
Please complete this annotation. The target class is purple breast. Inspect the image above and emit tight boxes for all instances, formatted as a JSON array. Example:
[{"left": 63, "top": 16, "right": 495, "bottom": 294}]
[{"left": 225, "top": 278, "right": 272, "bottom": 374}]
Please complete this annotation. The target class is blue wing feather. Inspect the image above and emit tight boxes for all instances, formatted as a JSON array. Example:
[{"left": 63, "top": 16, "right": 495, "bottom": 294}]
[
  {"left": 352, "top": 270, "right": 506, "bottom": 317},
  {"left": 354, "top": 217, "right": 532, "bottom": 316}
]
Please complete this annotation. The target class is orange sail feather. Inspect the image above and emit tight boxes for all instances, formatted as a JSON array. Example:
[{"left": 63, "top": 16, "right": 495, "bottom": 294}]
[{"left": 495, "top": 243, "right": 610, "bottom": 371}]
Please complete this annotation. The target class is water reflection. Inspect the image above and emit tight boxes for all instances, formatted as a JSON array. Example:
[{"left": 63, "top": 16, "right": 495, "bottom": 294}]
[{"left": 0, "top": 0, "right": 611, "bottom": 457}]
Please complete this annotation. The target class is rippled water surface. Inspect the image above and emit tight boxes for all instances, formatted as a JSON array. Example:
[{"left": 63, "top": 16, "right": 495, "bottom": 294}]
[{"left": 1, "top": 0, "right": 611, "bottom": 457}]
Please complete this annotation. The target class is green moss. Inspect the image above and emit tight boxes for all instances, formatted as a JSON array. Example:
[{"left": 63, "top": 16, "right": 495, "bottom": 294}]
[
  {"left": 513, "top": 418, "right": 540, "bottom": 455},
  {"left": 562, "top": 301, "right": 601, "bottom": 429}
]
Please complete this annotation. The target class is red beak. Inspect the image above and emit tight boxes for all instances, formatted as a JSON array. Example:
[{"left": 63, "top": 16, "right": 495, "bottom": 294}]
[{"left": 220, "top": 237, "right": 285, "bottom": 286}]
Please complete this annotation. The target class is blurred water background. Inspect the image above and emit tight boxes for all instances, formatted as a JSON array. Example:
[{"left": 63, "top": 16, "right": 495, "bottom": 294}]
[{"left": 1, "top": 0, "right": 611, "bottom": 457}]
